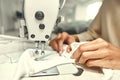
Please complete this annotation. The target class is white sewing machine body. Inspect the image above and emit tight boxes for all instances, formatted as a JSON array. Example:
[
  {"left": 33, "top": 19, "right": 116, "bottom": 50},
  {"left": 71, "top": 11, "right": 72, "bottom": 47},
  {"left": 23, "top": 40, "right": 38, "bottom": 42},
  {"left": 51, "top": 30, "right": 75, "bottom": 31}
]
[
  {"left": 19, "top": 0, "right": 66, "bottom": 60},
  {"left": 23, "top": 0, "right": 59, "bottom": 41}
]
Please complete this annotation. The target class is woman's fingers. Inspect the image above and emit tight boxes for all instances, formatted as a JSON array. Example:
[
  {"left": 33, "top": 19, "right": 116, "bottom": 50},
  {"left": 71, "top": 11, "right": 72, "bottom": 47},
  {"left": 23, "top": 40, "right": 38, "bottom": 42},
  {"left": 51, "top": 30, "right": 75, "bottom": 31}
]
[
  {"left": 80, "top": 38, "right": 109, "bottom": 51},
  {"left": 79, "top": 48, "right": 109, "bottom": 64},
  {"left": 49, "top": 39, "right": 59, "bottom": 51},
  {"left": 66, "top": 45, "right": 71, "bottom": 53},
  {"left": 85, "top": 59, "right": 112, "bottom": 69},
  {"left": 57, "top": 32, "right": 69, "bottom": 53}
]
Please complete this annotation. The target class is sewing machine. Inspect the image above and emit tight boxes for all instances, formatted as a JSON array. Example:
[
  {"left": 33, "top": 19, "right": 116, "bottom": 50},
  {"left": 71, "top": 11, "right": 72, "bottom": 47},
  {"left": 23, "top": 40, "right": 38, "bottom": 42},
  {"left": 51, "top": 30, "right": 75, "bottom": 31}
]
[
  {"left": 13, "top": 0, "right": 82, "bottom": 79},
  {"left": 19, "top": 0, "right": 64, "bottom": 56},
  {"left": 19, "top": 0, "right": 65, "bottom": 56}
]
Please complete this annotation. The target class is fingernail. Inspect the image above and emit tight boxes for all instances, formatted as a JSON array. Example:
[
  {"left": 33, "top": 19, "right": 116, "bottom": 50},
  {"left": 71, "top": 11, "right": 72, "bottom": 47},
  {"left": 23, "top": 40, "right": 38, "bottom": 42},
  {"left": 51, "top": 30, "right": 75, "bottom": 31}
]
[
  {"left": 59, "top": 51, "right": 62, "bottom": 56},
  {"left": 59, "top": 50, "right": 63, "bottom": 54},
  {"left": 67, "top": 49, "right": 70, "bottom": 53}
]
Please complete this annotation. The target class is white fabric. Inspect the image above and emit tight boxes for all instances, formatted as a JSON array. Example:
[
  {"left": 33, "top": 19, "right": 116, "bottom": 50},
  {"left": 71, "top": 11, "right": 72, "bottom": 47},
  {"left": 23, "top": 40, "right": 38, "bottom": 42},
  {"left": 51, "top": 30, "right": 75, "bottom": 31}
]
[
  {"left": 13, "top": 43, "right": 79, "bottom": 80},
  {"left": 102, "top": 68, "right": 113, "bottom": 80}
]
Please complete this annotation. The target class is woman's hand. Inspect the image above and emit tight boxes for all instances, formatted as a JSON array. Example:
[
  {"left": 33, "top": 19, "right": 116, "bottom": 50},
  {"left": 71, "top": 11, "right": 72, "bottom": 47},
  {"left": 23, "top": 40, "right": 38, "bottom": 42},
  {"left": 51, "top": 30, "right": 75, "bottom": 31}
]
[
  {"left": 49, "top": 32, "right": 79, "bottom": 53},
  {"left": 72, "top": 38, "right": 120, "bottom": 69}
]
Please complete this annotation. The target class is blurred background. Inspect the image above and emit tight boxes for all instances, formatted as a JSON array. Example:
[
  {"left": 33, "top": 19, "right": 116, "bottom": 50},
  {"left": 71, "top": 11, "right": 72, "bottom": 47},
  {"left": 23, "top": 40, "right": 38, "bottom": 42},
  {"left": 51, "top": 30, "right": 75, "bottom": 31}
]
[{"left": 0, "top": 0, "right": 103, "bottom": 36}]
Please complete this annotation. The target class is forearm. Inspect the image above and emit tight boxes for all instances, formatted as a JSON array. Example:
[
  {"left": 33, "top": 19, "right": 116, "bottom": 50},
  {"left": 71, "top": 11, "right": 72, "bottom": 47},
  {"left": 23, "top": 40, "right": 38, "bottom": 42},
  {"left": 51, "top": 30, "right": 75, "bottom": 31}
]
[{"left": 76, "top": 28, "right": 100, "bottom": 41}]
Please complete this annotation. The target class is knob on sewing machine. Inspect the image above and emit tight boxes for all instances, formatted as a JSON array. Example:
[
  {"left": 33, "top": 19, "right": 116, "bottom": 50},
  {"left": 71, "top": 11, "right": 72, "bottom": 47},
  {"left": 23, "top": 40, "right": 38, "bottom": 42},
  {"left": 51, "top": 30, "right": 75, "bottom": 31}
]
[{"left": 19, "top": 0, "right": 66, "bottom": 60}]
